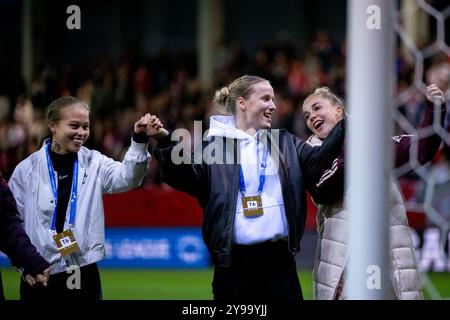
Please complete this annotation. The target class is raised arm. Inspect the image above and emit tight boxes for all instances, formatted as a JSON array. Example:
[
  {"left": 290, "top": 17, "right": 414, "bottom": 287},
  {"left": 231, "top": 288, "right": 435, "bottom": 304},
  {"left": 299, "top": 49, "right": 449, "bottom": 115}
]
[
  {"left": 100, "top": 113, "right": 157, "bottom": 194},
  {"left": 153, "top": 130, "right": 209, "bottom": 205},
  {"left": 311, "top": 84, "right": 447, "bottom": 205},
  {"left": 297, "top": 119, "right": 346, "bottom": 203},
  {"left": 395, "top": 84, "right": 447, "bottom": 167}
]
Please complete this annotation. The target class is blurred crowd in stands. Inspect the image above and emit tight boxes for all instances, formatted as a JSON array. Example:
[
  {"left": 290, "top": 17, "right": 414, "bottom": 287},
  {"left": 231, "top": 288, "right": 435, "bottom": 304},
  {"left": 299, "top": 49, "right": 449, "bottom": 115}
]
[{"left": 0, "top": 31, "right": 449, "bottom": 194}]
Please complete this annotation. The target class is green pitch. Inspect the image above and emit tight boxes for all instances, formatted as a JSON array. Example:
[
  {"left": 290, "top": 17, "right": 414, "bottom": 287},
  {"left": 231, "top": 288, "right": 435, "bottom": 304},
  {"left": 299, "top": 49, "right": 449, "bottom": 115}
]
[
  {"left": 2, "top": 268, "right": 309, "bottom": 299},
  {"left": 2, "top": 268, "right": 449, "bottom": 300}
]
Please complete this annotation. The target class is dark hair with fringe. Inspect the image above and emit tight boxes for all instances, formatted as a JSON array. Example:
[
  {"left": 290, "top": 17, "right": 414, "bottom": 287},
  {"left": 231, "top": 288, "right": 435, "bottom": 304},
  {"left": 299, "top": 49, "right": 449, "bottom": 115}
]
[{"left": 40, "top": 96, "right": 90, "bottom": 146}]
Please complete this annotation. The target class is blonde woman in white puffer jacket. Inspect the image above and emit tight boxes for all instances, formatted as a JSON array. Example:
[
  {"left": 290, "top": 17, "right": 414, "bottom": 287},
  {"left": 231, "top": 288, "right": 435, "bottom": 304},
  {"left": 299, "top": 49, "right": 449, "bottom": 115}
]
[{"left": 301, "top": 85, "right": 447, "bottom": 300}]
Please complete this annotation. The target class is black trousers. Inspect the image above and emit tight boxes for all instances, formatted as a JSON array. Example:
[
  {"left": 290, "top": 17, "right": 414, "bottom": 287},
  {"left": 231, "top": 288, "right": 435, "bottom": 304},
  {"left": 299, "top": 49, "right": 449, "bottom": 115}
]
[
  {"left": 212, "top": 240, "right": 303, "bottom": 301},
  {"left": 20, "top": 263, "right": 102, "bottom": 300}
]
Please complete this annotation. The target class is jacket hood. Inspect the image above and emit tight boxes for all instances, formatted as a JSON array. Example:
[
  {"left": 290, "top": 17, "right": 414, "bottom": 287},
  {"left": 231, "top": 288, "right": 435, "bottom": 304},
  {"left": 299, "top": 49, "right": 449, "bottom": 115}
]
[{"left": 207, "top": 115, "right": 253, "bottom": 140}]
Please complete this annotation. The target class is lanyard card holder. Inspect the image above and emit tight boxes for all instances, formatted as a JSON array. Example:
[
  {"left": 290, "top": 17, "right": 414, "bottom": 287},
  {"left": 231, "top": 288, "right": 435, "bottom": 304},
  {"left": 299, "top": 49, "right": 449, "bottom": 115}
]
[
  {"left": 242, "top": 194, "right": 264, "bottom": 217},
  {"left": 53, "top": 229, "right": 80, "bottom": 257}
]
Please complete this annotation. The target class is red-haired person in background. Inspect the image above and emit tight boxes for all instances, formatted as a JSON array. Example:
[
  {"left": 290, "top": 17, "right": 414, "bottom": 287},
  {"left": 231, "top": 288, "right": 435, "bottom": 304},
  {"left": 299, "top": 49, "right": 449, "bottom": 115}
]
[
  {"left": 302, "top": 84, "right": 446, "bottom": 300},
  {"left": 0, "top": 171, "right": 50, "bottom": 300}
]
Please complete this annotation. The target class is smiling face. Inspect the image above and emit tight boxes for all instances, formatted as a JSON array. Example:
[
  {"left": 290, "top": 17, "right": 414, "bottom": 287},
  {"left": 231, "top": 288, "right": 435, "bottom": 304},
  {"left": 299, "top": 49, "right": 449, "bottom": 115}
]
[
  {"left": 302, "top": 95, "right": 343, "bottom": 139},
  {"left": 236, "top": 81, "right": 276, "bottom": 133},
  {"left": 49, "top": 103, "right": 90, "bottom": 154}
]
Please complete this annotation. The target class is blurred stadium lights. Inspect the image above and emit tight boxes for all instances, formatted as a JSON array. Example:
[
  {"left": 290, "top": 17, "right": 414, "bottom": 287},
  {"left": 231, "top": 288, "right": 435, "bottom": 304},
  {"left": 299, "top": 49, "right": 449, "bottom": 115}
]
[{"left": 0, "top": 0, "right": 449, "bottom": 300}]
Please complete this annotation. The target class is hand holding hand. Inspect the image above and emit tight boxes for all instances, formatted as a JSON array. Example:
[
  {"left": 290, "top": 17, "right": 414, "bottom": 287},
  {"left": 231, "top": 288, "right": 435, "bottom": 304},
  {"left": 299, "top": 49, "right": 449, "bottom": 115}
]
[
  {"left": 36, "top": 268, "right": 50, "bottom": 287},
  {"left": 134, "top": 113, "right": 163, "bottom": 136},
  {"left": 24, "top": 273, "right": 36, "bottom": 287},
  {"left": 25, "top": 268, "right": 50, "bottom": 287}
]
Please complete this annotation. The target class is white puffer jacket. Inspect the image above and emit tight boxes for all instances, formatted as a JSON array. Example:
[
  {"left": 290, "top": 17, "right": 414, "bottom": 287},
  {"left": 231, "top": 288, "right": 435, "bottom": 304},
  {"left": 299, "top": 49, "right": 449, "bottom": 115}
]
[{"left": 308, "top": 135, "right": 423, "bottom": 300}]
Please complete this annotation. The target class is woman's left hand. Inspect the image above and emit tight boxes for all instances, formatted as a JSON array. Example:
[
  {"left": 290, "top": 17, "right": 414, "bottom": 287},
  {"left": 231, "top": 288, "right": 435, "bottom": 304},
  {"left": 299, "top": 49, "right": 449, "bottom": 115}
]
[{"left": 134, "top": 113, "right": 163, "bottom": 136}]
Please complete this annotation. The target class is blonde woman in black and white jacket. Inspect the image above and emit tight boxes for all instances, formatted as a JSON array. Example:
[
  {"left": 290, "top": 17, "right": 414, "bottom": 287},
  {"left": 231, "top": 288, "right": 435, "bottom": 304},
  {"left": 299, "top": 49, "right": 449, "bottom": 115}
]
[{"left": 302, "top": 85, "right": 446, "bottom": 300}]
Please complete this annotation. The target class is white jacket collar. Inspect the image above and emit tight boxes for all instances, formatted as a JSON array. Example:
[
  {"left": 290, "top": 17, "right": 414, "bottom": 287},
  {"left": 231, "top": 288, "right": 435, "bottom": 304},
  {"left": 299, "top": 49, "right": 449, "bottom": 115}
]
[
  {"left": 38, "top": 140, "right": 88, "bottom": 169},
  {"left": 207, "top": 115, "right": 268, "bottom": 141}
]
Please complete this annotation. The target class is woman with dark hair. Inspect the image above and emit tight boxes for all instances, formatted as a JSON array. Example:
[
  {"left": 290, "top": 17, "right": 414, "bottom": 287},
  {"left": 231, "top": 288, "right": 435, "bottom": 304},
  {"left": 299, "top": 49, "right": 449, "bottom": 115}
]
[{"left": 9, "top": 96, "right": 162, "bottom": 300}]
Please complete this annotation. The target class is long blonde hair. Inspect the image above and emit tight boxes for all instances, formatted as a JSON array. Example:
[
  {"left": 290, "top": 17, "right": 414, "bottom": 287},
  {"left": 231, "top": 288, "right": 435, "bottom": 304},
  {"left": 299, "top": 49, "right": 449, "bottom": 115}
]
[{"left": 303, "top": 87, "right": 348, "bottom": 117}]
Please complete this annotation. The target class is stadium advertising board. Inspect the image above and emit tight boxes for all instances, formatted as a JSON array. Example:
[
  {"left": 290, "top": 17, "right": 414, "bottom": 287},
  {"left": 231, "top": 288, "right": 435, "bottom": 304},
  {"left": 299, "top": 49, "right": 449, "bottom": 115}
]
[{"left": 0, "top": 228, "right": 210, "bottom": 269}]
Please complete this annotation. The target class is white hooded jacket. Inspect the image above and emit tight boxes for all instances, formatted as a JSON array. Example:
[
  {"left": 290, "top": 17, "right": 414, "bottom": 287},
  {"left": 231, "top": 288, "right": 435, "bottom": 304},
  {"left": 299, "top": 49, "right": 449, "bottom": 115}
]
[
  {"left": 207, "top": 115, "right": 288, "bottom": 245},
  {"left": 9, "top": 140, "right": 150, "bottom": 274}
]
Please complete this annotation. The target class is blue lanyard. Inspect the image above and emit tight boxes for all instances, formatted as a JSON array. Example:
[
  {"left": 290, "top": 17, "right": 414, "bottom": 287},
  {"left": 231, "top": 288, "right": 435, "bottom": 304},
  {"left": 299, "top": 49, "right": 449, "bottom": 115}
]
[
  {"left": 45, "top": 141, "right": 79, "bottom": 232},
  {"left": 239, "top": 134, "right": 269, "bottom": 196}
]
